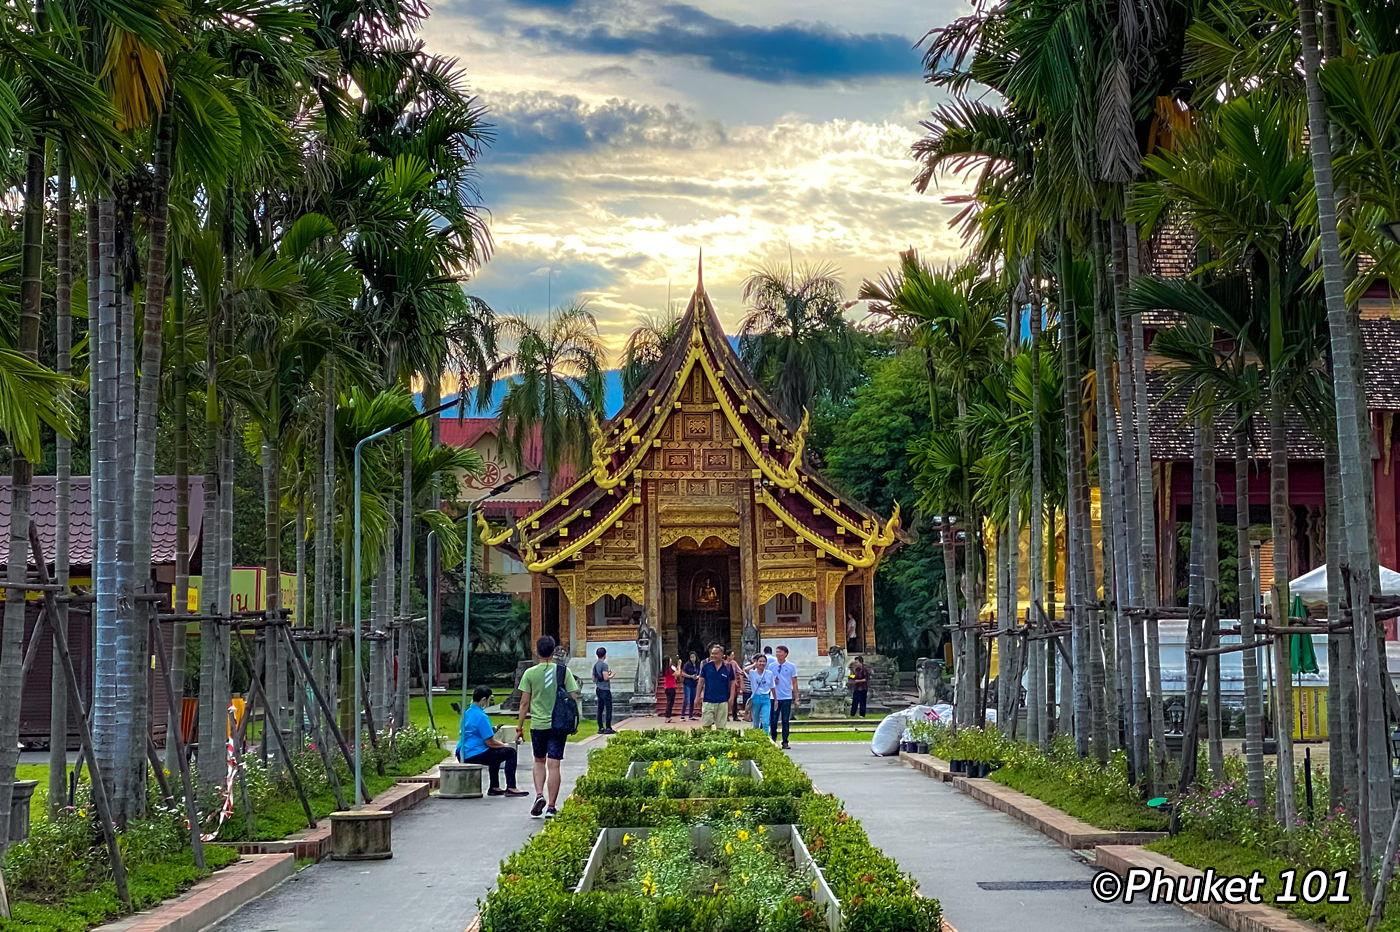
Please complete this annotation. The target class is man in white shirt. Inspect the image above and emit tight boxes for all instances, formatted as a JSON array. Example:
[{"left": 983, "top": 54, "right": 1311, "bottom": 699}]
[{"left": 768, "top": 645, "right": 799, "bottom": 748}]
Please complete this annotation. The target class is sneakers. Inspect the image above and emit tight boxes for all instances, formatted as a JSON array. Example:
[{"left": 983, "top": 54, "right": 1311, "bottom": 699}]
[
  {"left": 781, "top": 742, "right": 791, "bottom": 749},
  {"left": 544, "top": 806, "right": 558, "bottom": 819},
  {"left": 530, "top": 795, "right": 547, "bottom": 818},
  {"left": 600, "top": 727, "right": 617, "bottom": 735},
  {"left": 488, "top": 788, "right": 506, "bottom": 797}
]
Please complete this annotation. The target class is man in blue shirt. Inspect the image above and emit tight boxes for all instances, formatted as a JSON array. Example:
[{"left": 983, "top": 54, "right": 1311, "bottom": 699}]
[
  {"left": 457, "top": 686, "right": 529, "bottom": 797},
  {"left": 698, "top": 643, "right": 736, "bottom": 728},
  {"left": 768, "top": 645, "right": 799, "bottom": 748}
]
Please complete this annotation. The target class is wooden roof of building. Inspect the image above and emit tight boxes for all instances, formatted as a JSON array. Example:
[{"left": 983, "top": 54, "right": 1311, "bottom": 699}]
[{"left": 484, "top": 266, "right": 901, "bottom": 572}]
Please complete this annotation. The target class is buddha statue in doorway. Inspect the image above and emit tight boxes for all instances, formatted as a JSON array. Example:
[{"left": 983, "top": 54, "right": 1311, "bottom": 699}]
[{"left": 695, "top": 575, "right": 719, "bottom": 609}]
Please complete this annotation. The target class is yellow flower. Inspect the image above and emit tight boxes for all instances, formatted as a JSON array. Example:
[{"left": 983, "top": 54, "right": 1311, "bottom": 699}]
[
  {"left": 736, "top": 830, "right": 749, "bottom": 842},
  {"left": 758, "top": 825, "right": 766, "bottom": 834},
  {"left": 725, "top": 842, "right": 733, "bottom": 854},
  {"left": 734, "top": 809, "right": 743, "bottom": 818},
  {"left": 622, "top": 833, "right": 632, "bottom": 846},
  {"left": 713, "top": 882, "right": 722, "bottom": 893},
  {"left": 742, "top": 873, "right": 750, "bottom": 885},
  {"left": 709, "top": 757, "right": 717, "bottom": 765},
  {"left": 640, "top": 803, "right": 647, "bottom": 812}
]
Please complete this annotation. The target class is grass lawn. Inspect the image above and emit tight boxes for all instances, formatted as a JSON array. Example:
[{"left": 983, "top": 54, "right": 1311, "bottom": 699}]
[
  {"left": 410, "top": 695, "right": 599, "bottom": 743},
  {"left": 989, "top": 767, "right": 1167, "bottom": 832},
  {"left": 788, "top": 730, "right": 874, "bottom": 742}
]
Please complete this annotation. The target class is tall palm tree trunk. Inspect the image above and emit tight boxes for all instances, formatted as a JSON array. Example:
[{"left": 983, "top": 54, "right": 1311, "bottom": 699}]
[
  {"left": 1, "top": 119, "right": 49, "bottom": 853},
  {"left": 50, "top": 154, "right": 73, "bottom": 815},
  {"left": 93, "top": 195, "right": 123, "bottom": 810},
  {"left": 131, "top": 111, "right": 174, "bottom": 812},
  {"left": 263, "top": 439, "right": 286, "bottom": 757},
  {"left": 1204, "top": 445, "right": 1223, "bottom": 781},
  {"left": 1062, "top": 297, "right": 1090, "bottom": 755},
  {"left": 941, "top": 516, "right": 960, "bottom": 729},
  {"left": 166, "top": 263, "right": 189, "bottom": 777},
  {"left": 198, "top": 290, "right": 225, "bottom": 794},
  {"left": 397, "top": 439, "right": 413, "bottom": 728},
  {"left": 1093, "top": 225, "right": 1129, "bottom": 759},
  {"left": 1236, "top": 427, "right": 1266, "bottom": 804},
  {"left": 1124, "top": 221, "right": 1166, "bottom": 790},
  {"left": 1298, "top": 0, "right": 1389, "bottom": 861},
  {"left": 1269, "top": 388, "right": 1297, "bottom": 827},
  {"left": 1179, "top": 415, "right": 1214, "bottom": 792},
  {"left": 1323, "top": 437, "right": 1356, "bottom": 808},
  {"left": 1028, "top": 296, "right": 1046, "bottom": 748}
]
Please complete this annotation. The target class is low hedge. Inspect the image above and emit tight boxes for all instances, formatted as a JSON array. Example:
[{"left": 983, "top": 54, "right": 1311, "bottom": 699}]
[
  {"left": 481, "top": 732, "right": 941, "bottom": 932},
  {"left": 575, "top": 730, "right": 811, "bottom": 801}
]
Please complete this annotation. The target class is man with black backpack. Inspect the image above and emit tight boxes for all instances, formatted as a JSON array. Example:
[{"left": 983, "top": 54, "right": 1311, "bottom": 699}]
[{"left": 516, "top": 636, "right": 582, "bottom": 819}]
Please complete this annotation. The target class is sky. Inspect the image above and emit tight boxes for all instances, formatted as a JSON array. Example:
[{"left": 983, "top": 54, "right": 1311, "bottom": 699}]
[{"left": 423, "top": 0, "right": 976, "bottom": 355}]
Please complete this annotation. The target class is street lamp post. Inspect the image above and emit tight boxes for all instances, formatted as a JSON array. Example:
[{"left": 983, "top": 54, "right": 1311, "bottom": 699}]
[
  {"left": 460, "top": 471, "right": 538, "bottom": 714},
  {"left": 352, "top": 395, "right": 462, "bottom": 806}
]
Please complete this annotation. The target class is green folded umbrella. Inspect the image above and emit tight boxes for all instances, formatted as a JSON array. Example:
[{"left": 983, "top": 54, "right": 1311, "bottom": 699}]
[{"left": 1289, "top": 595, "right": 1319, "bottom": 675}]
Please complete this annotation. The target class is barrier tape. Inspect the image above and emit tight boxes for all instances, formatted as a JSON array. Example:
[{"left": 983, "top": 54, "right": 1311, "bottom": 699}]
[{"left": 197, "top": 705, "right": 241, "bottom": 842}]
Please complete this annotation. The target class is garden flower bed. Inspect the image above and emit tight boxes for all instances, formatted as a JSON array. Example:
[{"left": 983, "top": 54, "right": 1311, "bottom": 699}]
[
  {"left": 481, "top": 730, "right": 942, "bottom": 932},
  {"left": 578, "top": 818, "right": 838, "bottom": 932}
]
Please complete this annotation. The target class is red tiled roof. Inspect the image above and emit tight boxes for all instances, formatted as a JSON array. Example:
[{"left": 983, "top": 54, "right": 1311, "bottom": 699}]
[
  {"left": 437, "top": 419, "right": 580, "bottom": 490},
  {"left": 0, "top": 475, "right": 204, "bottom": 569}
]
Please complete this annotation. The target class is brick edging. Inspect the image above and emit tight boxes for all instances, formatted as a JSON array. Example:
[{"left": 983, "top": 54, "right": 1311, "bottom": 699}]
[
  {"left": 897, "top": 754, "right": 1165, "bottom": 849},
  {"left": 230, "top": 764, "right": 435, "bottom": 861},
  {"left": 899, "top": 751, "right": 956, "bottom": 782},
  {"left": 955, "top": 777, "right": 1166, "bottom": 849},
  {"left": 1095, "top": 846, "right": 1324, "bottom": 932},
  {"left": 93, "top": 853, "right": 294, "bottom": 932}
]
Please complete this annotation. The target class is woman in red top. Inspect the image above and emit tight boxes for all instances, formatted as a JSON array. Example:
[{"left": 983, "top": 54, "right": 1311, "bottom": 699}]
[{"left": 662, "top": 658, "right": 678, "bottom": 723}]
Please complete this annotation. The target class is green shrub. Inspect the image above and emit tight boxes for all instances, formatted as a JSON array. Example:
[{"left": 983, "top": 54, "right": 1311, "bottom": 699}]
[{"left": 483, "top": 734, "right": 942, "bottom": 932}]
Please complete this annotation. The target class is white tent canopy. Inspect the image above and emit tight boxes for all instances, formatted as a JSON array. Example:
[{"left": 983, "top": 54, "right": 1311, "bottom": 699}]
[{"left": 1283, "top": 564, "right": 1400, "bottom": 607}]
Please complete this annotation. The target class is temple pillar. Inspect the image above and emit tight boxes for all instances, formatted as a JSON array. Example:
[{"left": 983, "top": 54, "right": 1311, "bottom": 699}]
[
  {"left": 817, "top": 568, "right": 834, "bottom": 656},
  {"left": 728, "top": 549, "right": 742, "bottom": 650},
  {"left": 738, "top": 482, "right": 759, "bottom": 632},
  {"left": 645, "top": 483, "right": 662, "bottom": 641},
  {"left": 862, "top": 571, "right": 876, "bottom": 649},
  {"left": 530, "top": 572, "right": 543, "bottom": 646},
  {"left": 662, "top": 550, "right": 678, "bottom": 663}
]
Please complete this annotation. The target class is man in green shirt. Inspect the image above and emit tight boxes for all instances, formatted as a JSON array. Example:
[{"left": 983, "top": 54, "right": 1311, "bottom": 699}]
[{"left": 516, "top": 635, "right": 581, "bottom": 819}]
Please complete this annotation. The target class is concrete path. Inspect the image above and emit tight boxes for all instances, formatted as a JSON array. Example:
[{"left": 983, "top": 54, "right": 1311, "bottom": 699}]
[
  {"left": 208, "top": 741, "right": 596, "bottom": 932},
  {"left": 788, "top": 743, "right": 1221, "bottom": 932}
]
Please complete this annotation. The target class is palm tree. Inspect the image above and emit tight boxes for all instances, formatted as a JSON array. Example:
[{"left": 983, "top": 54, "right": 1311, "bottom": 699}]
[
  {"left": 621, "top": 309, "right": 682, "bottom": 398},
  {"left": 739, "top": 260, "right": 857, "bottom": 424},
  {"left": 1129, "top": 276, "right": 1268, "bottom": 804},
  {"left": 497, "top": 302, "right": 606, "bottom": 502},
  {"left": 1297, "top": 0, "right": 1393, "bottom": 880}
]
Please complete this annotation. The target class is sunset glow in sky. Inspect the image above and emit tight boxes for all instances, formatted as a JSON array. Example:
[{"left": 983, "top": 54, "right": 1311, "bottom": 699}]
[{"left": 427, "top": 0, "right": 973, "bottom": 352}]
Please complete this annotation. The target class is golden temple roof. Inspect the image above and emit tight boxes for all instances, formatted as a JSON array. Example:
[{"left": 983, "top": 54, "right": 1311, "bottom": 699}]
[{"left": 486, "top": 265, "right": 902, "bottom": 573}]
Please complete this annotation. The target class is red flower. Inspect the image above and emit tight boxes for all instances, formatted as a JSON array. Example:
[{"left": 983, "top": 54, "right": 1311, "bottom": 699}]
[{"left": 794, "top": 895, "right": 804, "bottom": 903}]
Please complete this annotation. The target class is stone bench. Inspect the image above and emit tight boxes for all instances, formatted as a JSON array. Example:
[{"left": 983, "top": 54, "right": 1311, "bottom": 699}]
[
  {"left": 436, "top": 763, "right": 484, "bottom": 799},
  {"left": 330, "top": 810, "right": 392, "bottom": 861}
]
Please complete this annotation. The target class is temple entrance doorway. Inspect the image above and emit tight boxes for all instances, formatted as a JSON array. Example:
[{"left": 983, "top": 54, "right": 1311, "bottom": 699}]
[{"left": 674, "top": 550, "right": 733, "bottom": 661}]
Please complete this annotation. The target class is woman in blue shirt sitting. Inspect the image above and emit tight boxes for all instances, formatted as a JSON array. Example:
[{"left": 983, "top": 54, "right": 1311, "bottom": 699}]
[{"left": 457, "top": 686, "right": 530, "bottom": 797}]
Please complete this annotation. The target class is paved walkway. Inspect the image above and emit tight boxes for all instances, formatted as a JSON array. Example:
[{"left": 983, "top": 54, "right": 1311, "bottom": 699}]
[
  {"left": 788, "top": 743, "right": 1220, "bottom": 932},
  {"left": 208, "top": 741, "right": 595, "bottom": 932}
]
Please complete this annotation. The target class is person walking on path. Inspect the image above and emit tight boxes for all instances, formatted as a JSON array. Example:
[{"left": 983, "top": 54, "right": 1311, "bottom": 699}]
[
  {"left": 849, "top": 655, "right": 869, "bottom": 718},
  {"left": 768, "top": 645, "right": 799, "bottom": 748},
  {"left": 724, "top": 649, "right": 743, "bottom": 719},
  {"left": 746, "top": 654, "right": 775, "bottom": 732},
  {"left": 662, "top": 657, "right": 678, "bottom": 722},
  {"left": 681, "top": 651, "right": 701, "bottom": 720},
  {"left": 457, "top": 686, "right": 530, "bottom": 797},
  {"left": 517, "top": 635, "right": 581, "bottom": 819},
  {"left": 592, "top": 647, "right": 616, "bottom": 734},
  {"left": 698, "top": 643, "right": 736, "bottom": 728}
]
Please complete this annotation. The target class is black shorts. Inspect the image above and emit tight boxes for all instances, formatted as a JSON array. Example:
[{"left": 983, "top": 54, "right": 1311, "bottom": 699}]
[{"left": 529, "top": 727, "right": 567, "bottom": 761}]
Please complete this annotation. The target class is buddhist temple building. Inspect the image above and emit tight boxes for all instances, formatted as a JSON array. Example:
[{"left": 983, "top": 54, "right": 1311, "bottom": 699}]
[{"left": 481, "top": 267, "right": 901, "bottom": 674}]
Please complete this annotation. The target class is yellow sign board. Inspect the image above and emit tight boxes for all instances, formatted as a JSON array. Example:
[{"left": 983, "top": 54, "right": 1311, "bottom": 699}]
[{"left": 187, "top": 568, "right": 298, "bottom": 623}]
